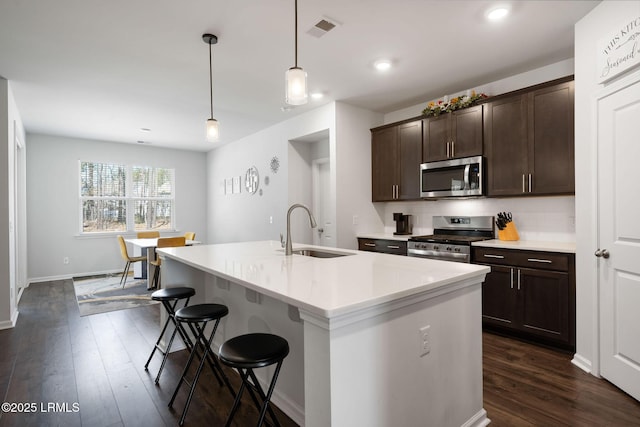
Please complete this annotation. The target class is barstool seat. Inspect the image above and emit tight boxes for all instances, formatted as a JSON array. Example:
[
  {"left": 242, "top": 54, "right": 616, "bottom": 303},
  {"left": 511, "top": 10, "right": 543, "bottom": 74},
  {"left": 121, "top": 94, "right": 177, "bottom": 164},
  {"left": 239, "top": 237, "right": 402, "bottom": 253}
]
[
  {"left": 169, "top": 303, "right": 235, "bottom": 426},
  {"left": 144, "top": 286, "right": 196, "bottom": 384},
  {"left": 219, "top": 333, "right": 289, "bottom": 427}
]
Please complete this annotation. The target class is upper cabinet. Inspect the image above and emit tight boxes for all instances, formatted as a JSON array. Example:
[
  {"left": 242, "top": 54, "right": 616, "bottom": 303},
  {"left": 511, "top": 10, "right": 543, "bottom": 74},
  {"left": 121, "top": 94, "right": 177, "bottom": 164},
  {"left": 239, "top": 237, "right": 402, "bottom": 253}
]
[
  {"left": 422, "top": 105, "right": 483, "bottom": 162},
  {"left": 485, "top": 78, "right": 575, "bottom": 196},
  {"left": 371, "top": 120, "right": 422, "bottom": 201}
]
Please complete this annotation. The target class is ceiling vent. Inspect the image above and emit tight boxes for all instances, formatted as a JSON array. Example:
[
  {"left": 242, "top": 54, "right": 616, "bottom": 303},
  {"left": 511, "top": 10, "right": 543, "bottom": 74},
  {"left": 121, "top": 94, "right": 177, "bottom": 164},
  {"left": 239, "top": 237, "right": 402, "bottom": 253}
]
[{"left": 307, "top": 16, "right": 340, "bottom": 38}]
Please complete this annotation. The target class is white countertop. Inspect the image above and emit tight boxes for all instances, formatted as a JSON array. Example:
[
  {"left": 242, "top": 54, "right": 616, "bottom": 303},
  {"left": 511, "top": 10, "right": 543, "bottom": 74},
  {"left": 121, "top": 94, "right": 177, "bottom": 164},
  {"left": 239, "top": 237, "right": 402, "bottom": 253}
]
[
  {"left": 158, "top": 240, "right": 489, "bottom": 318},
  {"left": 472, "top": 239, "right": 576, "bottom": 253}
]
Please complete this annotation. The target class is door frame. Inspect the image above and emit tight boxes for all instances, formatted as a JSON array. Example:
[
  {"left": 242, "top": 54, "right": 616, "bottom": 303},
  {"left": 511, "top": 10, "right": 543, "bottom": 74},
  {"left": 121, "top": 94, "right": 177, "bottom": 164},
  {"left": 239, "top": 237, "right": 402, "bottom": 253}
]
[
  {"left": 592, "top": 67, "right": 640, "bottom": 378},
  {"left": 311, "top": 157, "right": 331, "bottom": 247}
]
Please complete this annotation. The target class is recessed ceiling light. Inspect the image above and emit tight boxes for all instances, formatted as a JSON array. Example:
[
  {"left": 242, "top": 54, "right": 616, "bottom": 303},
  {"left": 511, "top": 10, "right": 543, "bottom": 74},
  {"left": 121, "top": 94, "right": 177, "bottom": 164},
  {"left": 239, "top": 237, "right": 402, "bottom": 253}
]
[
  {"left": 374, "top": 59, "right": 392, "bottom": 72},
  {"left": 486, "top": 7, "right": 509, "bottom": 21},
  {"left": 310, "top": 92, "right": 324, "bottom": 100}
]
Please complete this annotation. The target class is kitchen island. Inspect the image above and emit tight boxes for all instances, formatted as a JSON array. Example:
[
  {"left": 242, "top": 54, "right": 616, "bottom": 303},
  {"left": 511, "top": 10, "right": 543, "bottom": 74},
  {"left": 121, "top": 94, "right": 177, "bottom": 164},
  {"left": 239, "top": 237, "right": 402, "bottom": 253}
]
[{"left": 157, "top": 240, "right": 490, "bottom": 427}]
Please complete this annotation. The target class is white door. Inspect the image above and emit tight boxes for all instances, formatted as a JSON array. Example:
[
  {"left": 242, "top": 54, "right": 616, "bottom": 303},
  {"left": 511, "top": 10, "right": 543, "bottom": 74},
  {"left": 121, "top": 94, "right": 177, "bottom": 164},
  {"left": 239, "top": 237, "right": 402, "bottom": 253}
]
[
  {"left": 597, "top": 76, "right": 640, "bottom": 401},
  {"left": 312, "top": 158, "right": 334, "bottom": 247}
]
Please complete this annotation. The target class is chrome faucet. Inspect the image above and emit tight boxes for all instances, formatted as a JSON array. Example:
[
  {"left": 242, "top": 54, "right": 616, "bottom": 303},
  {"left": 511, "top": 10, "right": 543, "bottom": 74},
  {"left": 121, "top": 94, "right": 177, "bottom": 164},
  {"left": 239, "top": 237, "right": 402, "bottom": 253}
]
[{"left": 285, "top": 203, "right": 317, "bottom": 255}]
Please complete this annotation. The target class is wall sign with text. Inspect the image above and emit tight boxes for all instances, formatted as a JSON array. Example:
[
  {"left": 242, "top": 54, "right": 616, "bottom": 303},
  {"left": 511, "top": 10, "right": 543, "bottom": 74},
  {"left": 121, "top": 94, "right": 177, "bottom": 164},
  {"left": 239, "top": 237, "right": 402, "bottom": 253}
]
[{"left": 597, "top": 16, "right": 640, "bottom": 84}]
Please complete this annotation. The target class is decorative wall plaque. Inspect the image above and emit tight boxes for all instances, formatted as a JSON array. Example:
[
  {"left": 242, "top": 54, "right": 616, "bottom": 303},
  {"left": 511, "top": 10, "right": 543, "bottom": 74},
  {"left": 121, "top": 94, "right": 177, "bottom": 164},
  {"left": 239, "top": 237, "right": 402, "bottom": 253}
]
[{"left": 245, "top": 166, "right": 259, "bottom": 194}]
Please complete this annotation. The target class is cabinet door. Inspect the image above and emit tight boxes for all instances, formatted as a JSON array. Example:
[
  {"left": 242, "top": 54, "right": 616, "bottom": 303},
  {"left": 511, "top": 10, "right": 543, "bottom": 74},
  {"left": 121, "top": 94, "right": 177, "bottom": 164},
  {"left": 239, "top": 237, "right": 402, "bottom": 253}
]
[
  {"left": 481, "top": 265, "right": 518, "bottom": 327},
  {"left": 371, "top": 127, "right": 398, "bottom": 201},
  {"left": 518, "top": 268, "right": 570, "bottom": 343},
  {"left": 398, "top": 121, "right": 422, "bottom": 199},
  {"left": 485, "top": 95, "right": 529, "bottom": 196},
  {"left": 528, "top": 81, "right": 575, "bottom": 195},
  {"left": 451, "top": 105, "right": 483, "bottom": 158},
  {"left": 422, "top": 115, "right": 449, "bottom": 162}
]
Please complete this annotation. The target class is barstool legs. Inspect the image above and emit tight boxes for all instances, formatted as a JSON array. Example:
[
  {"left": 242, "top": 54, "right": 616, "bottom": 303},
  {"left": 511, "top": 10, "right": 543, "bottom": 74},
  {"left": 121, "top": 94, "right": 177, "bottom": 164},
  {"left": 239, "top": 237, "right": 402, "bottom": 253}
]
[
  {"left": 224, "top": 361, "right": 284, "bottom": 427},
  {"left": 144, "top": 298, "right": 193, "bottom": 384},
  {"left": 168, "top": 318, "right": 235, "bottom": 426}
]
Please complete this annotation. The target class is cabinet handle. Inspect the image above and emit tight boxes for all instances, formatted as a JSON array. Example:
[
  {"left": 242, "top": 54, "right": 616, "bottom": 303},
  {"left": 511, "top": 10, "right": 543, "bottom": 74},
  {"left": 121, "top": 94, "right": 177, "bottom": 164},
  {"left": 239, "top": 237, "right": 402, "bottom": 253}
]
[
  {"left": 528, "top": 174, "right": 532, "bottom": 193},
  {"left": 446, "top": 142, "right": 450, "bottom": 158},
  {"left": 387, "top": 245, "right": 400, "bottom": 249},
  {"left": 522, "top": 174, "right": 526, "bottom": 193},
  {"left": 483, "top": 254, "right": 505, "bottom": 259},
  {"left": 451, "top": 140, "right": 455, "bottom": 157},
  {"left": 364, "top": 243, "right": 376, "bottom": 247},
  {"left": 517, "top": 269, "right": 521, "bottom": 290},
  {"left": 510, "top": 268, "right": 514, "bottom": 289},
  {"left": 527, "top": 258, "right": 552, "bottom": 264}
]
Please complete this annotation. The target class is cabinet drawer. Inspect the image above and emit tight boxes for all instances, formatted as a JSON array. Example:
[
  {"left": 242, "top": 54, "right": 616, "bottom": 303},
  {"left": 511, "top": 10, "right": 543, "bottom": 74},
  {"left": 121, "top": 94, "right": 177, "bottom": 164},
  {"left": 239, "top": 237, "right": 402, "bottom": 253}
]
[
  {"left": 358, "top": 238, "right": 407, "bottom": 256},
  {"left": 472, "top": 247, "right": 570, "bottom": 272}
]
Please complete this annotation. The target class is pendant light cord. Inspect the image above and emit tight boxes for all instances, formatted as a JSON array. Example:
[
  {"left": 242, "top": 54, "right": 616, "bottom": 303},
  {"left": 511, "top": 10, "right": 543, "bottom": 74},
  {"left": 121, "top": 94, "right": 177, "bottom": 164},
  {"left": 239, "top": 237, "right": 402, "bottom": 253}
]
[
  {"left": 209, "top": 42, "right": 214, "bottom": 119},
  {"left": 294, "top": 0, "right": 298, "bottom": 68}
]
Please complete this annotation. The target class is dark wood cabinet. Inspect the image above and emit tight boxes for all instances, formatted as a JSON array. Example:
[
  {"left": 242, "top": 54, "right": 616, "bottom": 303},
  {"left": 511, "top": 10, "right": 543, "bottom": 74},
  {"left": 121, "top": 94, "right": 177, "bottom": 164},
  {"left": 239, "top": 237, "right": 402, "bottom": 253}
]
[
  {"left": 371, "top": 120, "right": 422, "bottom": 201},
  {"left": 423, "top": 105, "right": 483, "bottom": 162},
  {"left": 484, "top": 78, "right": 574, "bottom": 196},
  {"left": 473, "top": 246, "right": 575, "bottom": 350},
  {"left": 358, "top": 238, "right": 407, "bottom": 256}
]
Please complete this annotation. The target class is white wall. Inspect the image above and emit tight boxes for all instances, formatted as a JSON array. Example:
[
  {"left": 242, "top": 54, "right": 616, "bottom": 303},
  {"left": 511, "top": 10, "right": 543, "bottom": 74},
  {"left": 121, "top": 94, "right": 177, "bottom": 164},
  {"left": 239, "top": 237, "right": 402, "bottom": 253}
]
[
  {"left": 26, "top": 134, "right": 207, "bottom": 282},
  {"left": 574, "top": 0, "right": 640, "bottom": 374},
  {"left": 206, "top": 103, "right": 336, "bottom": 245},
  {"left": 335, "top": 103, "right": 384, "bottom": 248}
]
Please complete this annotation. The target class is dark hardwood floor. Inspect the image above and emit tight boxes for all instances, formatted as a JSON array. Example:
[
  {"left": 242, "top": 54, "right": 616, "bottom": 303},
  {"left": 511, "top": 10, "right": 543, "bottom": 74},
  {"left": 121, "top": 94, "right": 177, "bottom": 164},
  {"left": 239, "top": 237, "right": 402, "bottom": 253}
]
[{"left": 1, "top": 280, "right": 639, "bottom": 426}]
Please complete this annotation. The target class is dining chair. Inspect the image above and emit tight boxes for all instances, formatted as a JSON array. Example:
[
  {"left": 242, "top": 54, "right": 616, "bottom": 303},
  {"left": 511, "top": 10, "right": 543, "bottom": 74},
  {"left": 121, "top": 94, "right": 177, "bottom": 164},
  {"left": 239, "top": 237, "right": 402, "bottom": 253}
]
[
  {"left": 150, "top": 236, "right": 186, "bottom": 289},
  {"left": 184, "top": 232, "right": 196, "bottom": 241},
  {"left": 137, "top": 231, "right": 160, "bottom": 238},
  {"left": 117, "top": 235, "right": 147, "bottom": 288}
]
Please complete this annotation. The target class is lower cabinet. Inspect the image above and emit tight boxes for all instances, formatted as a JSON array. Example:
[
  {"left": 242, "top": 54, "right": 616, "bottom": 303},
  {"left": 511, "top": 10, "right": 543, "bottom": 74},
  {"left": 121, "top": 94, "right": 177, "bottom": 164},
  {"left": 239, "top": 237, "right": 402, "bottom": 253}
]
[
  {"left": 357, "top": 238, "right": 407, "bottom": 256},
  {"left": 473, "top": 247, "right": 575, "bottom": 350}
]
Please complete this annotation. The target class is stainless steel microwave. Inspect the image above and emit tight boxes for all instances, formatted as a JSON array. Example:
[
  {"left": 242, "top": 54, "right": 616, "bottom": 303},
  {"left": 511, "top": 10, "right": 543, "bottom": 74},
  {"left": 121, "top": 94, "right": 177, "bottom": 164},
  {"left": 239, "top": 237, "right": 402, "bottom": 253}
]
[{"left": 420, "top": 155, "right": 483, "bottom": 198}]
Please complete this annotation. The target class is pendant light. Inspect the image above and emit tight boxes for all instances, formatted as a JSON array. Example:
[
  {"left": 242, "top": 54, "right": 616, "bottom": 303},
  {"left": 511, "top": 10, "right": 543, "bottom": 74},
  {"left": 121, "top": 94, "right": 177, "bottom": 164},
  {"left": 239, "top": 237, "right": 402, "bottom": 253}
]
[
  {"left": 285, "top": 0, "right": 308, "bottom": 105},
  {"left": 203, "top": 33, "right": 219, "bottom": 142}
]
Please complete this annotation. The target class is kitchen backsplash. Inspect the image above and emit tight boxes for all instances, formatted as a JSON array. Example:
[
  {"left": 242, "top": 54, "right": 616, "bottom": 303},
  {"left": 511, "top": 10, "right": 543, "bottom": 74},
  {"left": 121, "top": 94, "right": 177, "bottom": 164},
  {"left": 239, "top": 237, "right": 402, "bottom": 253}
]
[{"left": 380, "top": 195, "right": 575, "bottom": 242}]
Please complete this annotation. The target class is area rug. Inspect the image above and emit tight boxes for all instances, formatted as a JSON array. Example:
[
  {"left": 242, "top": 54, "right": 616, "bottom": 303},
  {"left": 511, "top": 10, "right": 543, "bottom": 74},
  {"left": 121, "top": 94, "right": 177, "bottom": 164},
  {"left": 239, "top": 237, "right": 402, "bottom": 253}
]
[{"left": 73, "top": 274, "right": 159, "bottom": 316}]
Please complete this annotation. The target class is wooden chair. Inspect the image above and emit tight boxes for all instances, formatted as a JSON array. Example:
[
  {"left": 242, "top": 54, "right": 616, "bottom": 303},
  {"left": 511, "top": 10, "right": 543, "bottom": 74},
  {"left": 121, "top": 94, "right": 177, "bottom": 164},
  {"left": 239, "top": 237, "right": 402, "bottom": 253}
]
[
  {"left": 150, "top": 236, "right": 186, "bottom": 288},
  {"left": 137, "top": 231, "right": 160, "bottom": 238},
  {"left": 184, "top": 232, "right": 196, "bottom": 241},
  {"left": 117, "top": 235, "right": 147, "bottom": 288}
]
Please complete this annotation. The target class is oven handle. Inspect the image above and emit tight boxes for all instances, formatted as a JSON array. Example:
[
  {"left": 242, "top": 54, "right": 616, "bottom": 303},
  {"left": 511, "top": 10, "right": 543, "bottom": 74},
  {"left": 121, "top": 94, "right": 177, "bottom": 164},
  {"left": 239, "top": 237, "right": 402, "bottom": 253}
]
[{"left": 408, "top": 250, "right": 469, "bottom": 261}]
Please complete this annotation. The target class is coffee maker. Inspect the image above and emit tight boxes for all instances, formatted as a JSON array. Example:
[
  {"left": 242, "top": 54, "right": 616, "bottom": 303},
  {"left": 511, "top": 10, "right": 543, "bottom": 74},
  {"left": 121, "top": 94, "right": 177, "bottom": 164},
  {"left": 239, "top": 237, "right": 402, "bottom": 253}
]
[{"left": 393, "top": 212, "right": 413, "bottom": 235}]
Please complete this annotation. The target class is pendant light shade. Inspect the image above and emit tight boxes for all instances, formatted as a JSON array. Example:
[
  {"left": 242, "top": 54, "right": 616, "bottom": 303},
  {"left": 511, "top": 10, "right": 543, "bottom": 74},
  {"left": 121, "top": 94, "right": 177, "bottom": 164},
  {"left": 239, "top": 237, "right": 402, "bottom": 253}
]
[
  {"left": 285, "top": 0, "right": 307, "bottom": 105},
  {"left": 203, "top": 33, "right": 219, "bottom": 142},
  {"left": 285, "top": 66, "right": 307, "bottom": 105},
  {"left": 206, "top": 118, "right": 219, "bottom": 141}
]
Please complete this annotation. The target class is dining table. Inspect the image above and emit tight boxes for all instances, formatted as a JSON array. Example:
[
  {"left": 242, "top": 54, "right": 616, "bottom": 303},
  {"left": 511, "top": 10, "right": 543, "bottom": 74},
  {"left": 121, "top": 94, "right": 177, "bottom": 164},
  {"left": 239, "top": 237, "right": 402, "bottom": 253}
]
[{"left": 124, "top": 237, "right": 199, "bottom": 289}]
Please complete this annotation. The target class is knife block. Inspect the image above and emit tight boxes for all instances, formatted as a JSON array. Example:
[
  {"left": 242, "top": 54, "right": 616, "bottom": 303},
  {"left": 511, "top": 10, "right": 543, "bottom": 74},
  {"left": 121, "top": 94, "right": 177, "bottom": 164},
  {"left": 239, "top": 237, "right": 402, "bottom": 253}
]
[{"left": 498, "top": 222, "right": 519, "bottom": 241}]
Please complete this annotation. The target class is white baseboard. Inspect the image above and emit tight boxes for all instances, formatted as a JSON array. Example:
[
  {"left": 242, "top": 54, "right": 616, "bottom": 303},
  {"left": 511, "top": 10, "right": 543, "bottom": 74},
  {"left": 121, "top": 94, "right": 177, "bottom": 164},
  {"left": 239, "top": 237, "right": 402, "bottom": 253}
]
[
  {"left": 462, "top": 409, "right": 490, "bottom": 427},
  {"left": 0, "top": 310, "right": 19, "bottom": 330},
  {"left": 29, "top": 269, "right": 122, "bottom": 284},
  {"left": 571, "top": 353, "right": 592, "bottom": 373}
]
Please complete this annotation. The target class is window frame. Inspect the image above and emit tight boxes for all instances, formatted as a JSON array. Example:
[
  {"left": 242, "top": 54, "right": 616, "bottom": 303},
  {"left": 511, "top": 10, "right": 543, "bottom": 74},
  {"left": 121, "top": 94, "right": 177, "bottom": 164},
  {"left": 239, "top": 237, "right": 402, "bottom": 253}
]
[{"left": 79, "top": 161, "right": 176, "bottom": 234}]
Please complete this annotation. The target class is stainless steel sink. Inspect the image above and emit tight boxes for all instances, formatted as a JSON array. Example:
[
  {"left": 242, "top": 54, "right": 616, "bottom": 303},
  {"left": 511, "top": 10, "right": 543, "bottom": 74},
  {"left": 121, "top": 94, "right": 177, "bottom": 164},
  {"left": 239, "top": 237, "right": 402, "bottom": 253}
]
[{"left": 291, "top": 249, "right": 353, "bottom": 258}]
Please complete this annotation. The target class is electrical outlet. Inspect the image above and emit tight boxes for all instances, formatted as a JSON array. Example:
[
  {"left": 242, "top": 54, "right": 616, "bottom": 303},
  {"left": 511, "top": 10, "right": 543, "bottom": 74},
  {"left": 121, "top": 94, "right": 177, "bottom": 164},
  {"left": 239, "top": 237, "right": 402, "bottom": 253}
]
[
  {"left": 352, "top": 215, "right": 359, "bottom": 225},
  {"left": 269, "top": 216, "right": 273, "bottom": 224},
  {"left": 419, "top": 325, "right": 431, "bottom": 357},
  {"left": 63, "top": 257, "right": 70, "bottom": 265}
]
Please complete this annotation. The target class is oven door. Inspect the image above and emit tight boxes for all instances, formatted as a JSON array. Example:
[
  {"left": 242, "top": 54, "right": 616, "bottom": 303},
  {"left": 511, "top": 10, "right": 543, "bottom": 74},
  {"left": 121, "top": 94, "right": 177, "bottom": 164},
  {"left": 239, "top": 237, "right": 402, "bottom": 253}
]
[{"left": 420, "top": 155, "right": 483, "bottom": 198}]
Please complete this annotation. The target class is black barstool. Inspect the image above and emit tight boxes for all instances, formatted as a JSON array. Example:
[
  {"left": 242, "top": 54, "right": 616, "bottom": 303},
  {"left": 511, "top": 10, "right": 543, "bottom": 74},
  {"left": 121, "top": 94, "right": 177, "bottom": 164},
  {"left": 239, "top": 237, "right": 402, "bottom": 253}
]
[
  {"left": 169, "top": 303, "right": 236, "bottom": 426},
  {"left": 219, "top": 333, "right": 290, "bottom": 427},
  {"left": 144, "top": 286, "right": 196, "bottom": 384}
]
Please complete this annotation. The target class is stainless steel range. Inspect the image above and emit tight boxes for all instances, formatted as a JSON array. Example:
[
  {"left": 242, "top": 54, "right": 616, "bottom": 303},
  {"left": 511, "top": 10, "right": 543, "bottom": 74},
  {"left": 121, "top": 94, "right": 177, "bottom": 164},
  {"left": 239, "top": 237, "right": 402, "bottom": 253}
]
[{"left": 407, "top": 216, "right": 495, "bottom": 263}]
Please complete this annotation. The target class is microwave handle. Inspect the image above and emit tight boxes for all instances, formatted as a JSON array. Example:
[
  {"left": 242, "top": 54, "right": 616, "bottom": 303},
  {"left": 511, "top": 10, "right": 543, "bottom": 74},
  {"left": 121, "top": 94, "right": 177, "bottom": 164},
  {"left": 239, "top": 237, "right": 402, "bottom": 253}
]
[{"left": 463, "top": 164, "right": 470, "bottom": 190}]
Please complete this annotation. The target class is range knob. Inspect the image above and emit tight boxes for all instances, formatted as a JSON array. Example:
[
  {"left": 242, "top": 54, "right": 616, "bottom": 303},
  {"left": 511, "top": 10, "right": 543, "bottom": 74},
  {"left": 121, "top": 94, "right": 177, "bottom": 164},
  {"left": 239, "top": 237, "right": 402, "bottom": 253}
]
[
  {"left": 433, "top": 245, "right": 439, "bottom": 251},
  {"left": 454, "top": 247, "right": 460, "bottom": 252},
  {"left": 446, "top": 246, "right": 452, "bottom": 251}
]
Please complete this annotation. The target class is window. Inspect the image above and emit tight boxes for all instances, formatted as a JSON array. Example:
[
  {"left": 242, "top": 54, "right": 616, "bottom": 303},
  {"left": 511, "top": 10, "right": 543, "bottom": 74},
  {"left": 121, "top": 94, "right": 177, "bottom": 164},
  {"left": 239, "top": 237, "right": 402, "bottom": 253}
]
[{"left": 80, "top": 161, "right": 175, "bottom": 233}]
